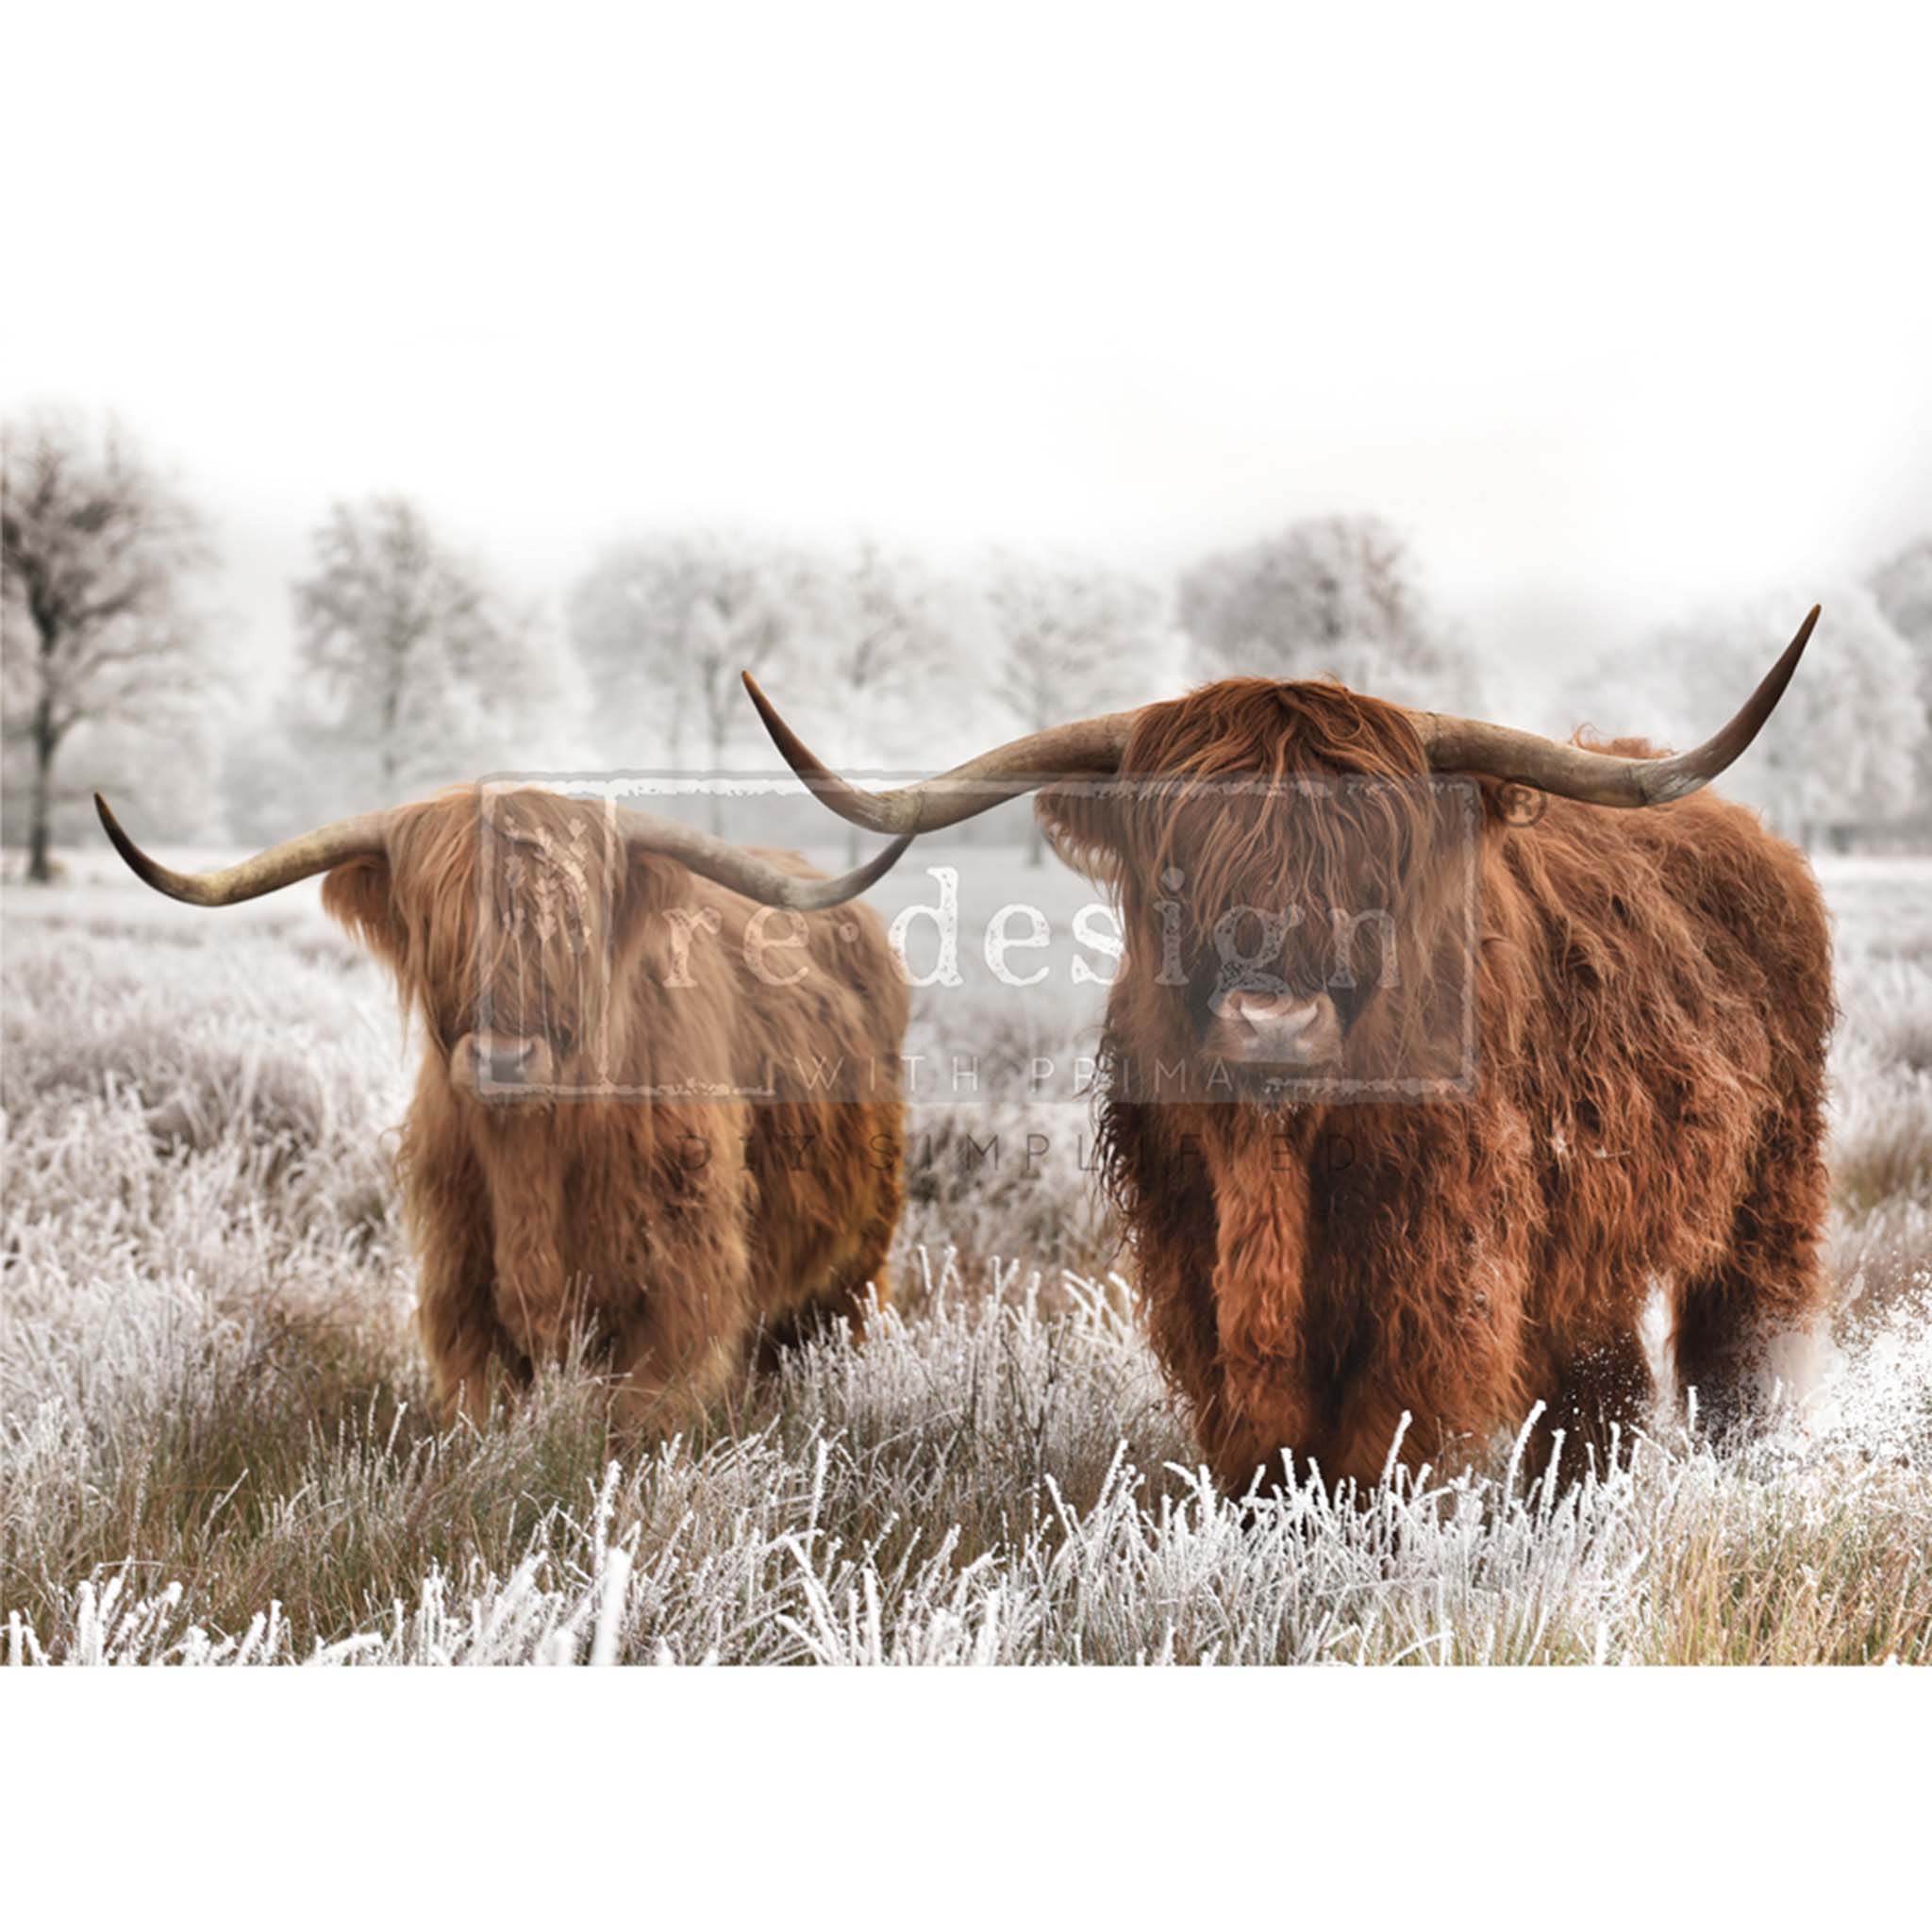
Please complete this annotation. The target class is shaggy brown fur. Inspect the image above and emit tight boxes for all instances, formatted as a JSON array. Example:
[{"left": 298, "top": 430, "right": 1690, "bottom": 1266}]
[
  {"left": 1038, "top": 678, "right": 1833, "bottom": 1493},
  {"left": 322, "top": 785, "right": 908, "bottom": 1431}
]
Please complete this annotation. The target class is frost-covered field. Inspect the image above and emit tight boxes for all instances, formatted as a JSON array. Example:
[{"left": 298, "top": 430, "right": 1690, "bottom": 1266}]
[{"left": 3, "top": 849, "right": 1929, "bottom": 1664}]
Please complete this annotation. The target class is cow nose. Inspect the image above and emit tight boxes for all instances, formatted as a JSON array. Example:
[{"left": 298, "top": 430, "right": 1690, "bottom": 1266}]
[
  {"left": 485, "top": 1037, "right": 540, "bottom": 1082},
  {"left": 455, "top": 1030, "right": 546, "bottom": 1092},
  {"left": 1226, "top": 991, "right": 1320, "bottom": 1038},
  {"left": 1217, "top": 990, "right": 1337, "bottom": 1065}
]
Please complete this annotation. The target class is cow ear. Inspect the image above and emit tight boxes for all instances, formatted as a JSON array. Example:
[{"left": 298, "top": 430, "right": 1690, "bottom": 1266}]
[
  {"left": 1036, "top": 781, "right": 1126, "bottom": 888},
  {"left": 322, "top": 854, "right": 405, "bottom": 964}
]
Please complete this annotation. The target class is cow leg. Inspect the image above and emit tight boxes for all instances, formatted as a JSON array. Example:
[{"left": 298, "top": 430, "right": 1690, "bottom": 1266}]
[
  {"left": 798, "top": 1116, "right": 905, "bottom": 1350},
  {"left": 1135, "top": 1225, "right": 1239, "bottom": 1466},
  {"left": 1097, "top": 1104, "right": 1235, "bottom": 1477},
  {"left": 607, "top": 1154, "right": 760, "bottom": 1441},
  {"left": 419, "top": 1249, "right": 529, "bottom": 1426},
  {"left": 1529, "top": 1329, "right": 1655, "bottom": 1488},
  {"left": 744, "top": 1101, "right": 905, "bottom": 1372},
  {"left": 608, "top": 1236, "right": 760, "bottom": 1440},
  {"left": 608, "top": 1323, "right": 753, "bottom": 1440},
  {"left": 1206, "top": 1146, "right": 1324, "bottom": 1497},
  {"left": 402, "top": 1124, "right": 527, "bottom": 1424},
  {"left": 490, "top": 1224, "right": 584, "bottom": 1366},
  {"left": 832, "top": 1126, "right": 905, "bottom": 1345},
  {"left": 471, "top": 1124, "right": 593, "bottom": 1369},
  {"left": 1673, "top": 1106, "right": 1829, "bottom": 1440},
  {"left": 1307, "top": 1258, "right": 1537, "bottom": 1499},
  {"left": 755, "top": 1197, "right": 898, "bottom": 1369}
]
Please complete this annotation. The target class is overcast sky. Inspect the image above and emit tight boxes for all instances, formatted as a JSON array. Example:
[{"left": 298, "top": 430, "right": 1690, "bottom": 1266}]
[{"left": 8, "top": 5, "right": 1929, "bottom": 729}]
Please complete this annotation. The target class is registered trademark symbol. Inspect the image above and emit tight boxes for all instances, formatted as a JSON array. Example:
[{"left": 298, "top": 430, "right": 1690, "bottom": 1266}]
[{"left": 1499, "top": 784, "right": 1547, "bottom": 827}]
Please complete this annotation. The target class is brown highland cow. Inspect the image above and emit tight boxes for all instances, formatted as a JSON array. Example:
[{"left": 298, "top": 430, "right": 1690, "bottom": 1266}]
[
  {"left": 746, "top": 608, "right": 1832, "bottom": 1492},
  {"left": 98, "top": 785, "right": 912, "bottom": 1431}
]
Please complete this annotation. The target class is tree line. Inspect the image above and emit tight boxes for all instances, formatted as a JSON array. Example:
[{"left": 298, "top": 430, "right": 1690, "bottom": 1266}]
[{"left": 8, "top": 408, "right": 1932, "bottom": 875}]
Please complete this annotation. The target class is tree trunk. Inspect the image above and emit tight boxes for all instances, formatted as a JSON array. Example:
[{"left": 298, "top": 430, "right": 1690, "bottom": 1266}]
[
  {"left": 380, "top": 667, "right": 402, "bottom": 791},
  {"left": 27, "top": 694, "right": 57, "bottom": 884}
]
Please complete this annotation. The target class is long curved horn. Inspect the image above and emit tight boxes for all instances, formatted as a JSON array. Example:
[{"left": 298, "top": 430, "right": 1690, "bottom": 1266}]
[
  {"left": 746, "top": 606, "right": 1819, "bottom": 827},
  {"left": 102, "top": 791, "right": 909, "bottom": 913},
  {"left": 96, "top": 793, "right": 389, "bottom": 905},
  {"left": 741, "top": 671, "right": 1139, "bottom": 833},
  {"left": 1411, "top": 606, "right": 1820, "bottom": 806},
  {"left": 616, "top": 806, "right": 912, "bottom": 908}
]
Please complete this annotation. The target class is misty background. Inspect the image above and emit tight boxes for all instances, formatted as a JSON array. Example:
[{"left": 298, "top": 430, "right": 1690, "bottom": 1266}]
[{"left": 6, "top": 8, "right": 1931, "bottom": 872}]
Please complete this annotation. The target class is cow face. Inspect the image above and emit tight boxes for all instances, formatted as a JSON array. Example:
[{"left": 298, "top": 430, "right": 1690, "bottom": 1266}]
[
  {"left": 325, "top": 789, "right": 658, "bottom": 1104},
  {"left": 1038, "top": 680, "right": 1476, "bottom": 1092}
]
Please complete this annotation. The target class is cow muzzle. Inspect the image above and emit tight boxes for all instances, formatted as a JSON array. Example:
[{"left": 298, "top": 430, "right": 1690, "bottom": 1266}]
[
  {"left": 1205, "top": 989, "right": 1344, "bottom": 1070},
  {"left": 449, "top": 1030, "right": 557, "bottom": 1100}
]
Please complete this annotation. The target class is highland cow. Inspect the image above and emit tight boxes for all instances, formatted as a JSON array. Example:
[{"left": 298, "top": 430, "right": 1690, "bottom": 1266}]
[
  {"left": 744, "top": 608, "right": 1832, "bottom": 1491},
  {"left": 97, "top": 784, "right": 912, "bottom": 1431}
]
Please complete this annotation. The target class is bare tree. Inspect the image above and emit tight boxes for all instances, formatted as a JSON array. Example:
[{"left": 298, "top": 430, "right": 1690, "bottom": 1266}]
[
  {"left": 1177, "top": 514, "right": 1479, "bottom": 711},
  {"left": 825, "top": 543, "right": 932, "bottom": 747},
  {"left": 293, "top": 497, "right": 541, "bottom": 799},
  {"left": 568, "top": 538, "right": 692, "bottom": 771},
  {"left": 985, "top": 555, "right": 1171, "bottom": 865},
  {"left": 814, "top": 542, "right": 969, "bottom": 863},
  {"left": 569, "top": 534, "right": 801, "bottom": 833},
  {"left": 2, "top": 413, "right": 212, "bottom": 881}
]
